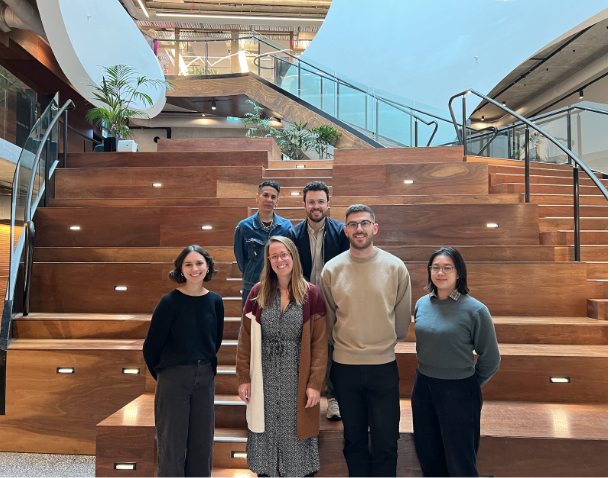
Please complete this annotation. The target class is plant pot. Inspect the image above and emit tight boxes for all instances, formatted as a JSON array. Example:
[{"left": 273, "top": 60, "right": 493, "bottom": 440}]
[{"left": 104, "top": 137, "right": 118, "bottom": 152}]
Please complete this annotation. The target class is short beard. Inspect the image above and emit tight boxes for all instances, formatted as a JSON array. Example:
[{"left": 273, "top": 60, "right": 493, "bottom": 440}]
[
  {"left": 307, "top": 212, "right": 326, "bottom": 223},
  {"left": 349, "top": 234, "right": 373, "bottom": 250}
]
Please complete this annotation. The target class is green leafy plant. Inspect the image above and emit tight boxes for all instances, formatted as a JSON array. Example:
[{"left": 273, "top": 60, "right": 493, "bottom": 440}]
[
  {"left": 242, "top": 99, "right": 275, "bottom": 138},
  {"left": 85, "top": 64, "right": 173, "bottom": 139},
  {"left": 272, "top": 121, "right": 316, "bottom": 161},
  {"left": 310, "top": 123, "right": 341, "bottom": 159}
]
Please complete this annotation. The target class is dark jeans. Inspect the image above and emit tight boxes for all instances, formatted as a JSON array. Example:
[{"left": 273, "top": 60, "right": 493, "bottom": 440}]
[
  {"left": 330, "top": 361, "right": 400, "bottom": 477},
  {"left": 411, "top": 370, "right": 483, "bottom": 477},
  {"left": 155, "top": 361, "right": 215, "bottom": 477},
  {"left": 324, "top": 339, "right": 335, "bottom": 400}
]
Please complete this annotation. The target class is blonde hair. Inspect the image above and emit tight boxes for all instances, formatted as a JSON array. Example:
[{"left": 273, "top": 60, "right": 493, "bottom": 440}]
[{"left": 256, "top": 236, "right": 308, "bottom": 308}]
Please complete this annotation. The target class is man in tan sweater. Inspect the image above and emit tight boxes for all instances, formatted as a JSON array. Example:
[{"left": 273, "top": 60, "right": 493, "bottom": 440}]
[{"left": 320, "top": 204, "right": 411, "bottom": 477}]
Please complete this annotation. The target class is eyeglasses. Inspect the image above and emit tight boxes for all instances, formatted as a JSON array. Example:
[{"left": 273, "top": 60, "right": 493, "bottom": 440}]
[
  {"left": 429, "top": 265, "right": 455, "bottom": 273},
  {"left": 346, "top": 220, "right": 374, "bottom": 231},
  {"left": 269, "top": 252, "right": 292, "bottom": 262},
  {"left": 306, "top": 199, "right": 327, "bottom": 206}
]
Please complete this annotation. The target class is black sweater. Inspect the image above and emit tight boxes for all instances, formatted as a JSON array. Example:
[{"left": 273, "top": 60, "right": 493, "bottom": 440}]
[{"left": 143, "top": 289, "right": 225, "bottom": 379}]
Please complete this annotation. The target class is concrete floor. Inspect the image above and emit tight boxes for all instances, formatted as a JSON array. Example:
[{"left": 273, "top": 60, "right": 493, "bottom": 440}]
[{"left": 0, "top": 452, "right": 95, "bottom": 477}]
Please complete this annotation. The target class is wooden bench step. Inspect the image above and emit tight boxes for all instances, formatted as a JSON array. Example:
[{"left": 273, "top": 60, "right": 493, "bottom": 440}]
[
  {"left": 586, "top": 262, "right": 608, "bottom": 279},
  {"left": 554, "top": 245, "right": 608, "bottom": 261},
  {"left": 588, "top": 299, "right": 608, "bottom": 321},
  {"left": 538, "top": 205, "right": 608, "bottom": 218},
  {"left": 490, "top": 173, "right": 608, "bottom": 187},
  {"left": 268, "top": 160, "right": 333, "bottom": 169},
  {"left": 539, "top": 217, "right": 608, "bottom": 231},
  {"left": 263, "top": 168, "right": 333, "bottom": 178},
  {"left": 488, "top": 164, "right": 605, "bottom": 179},
  {"left": 529, "top": 194, "right": 608, "bottom": 206},
  {"left": 539, "top": 230, "right": 608, "bottom": 246},
  {"left": 492, "top": 183, "right": 606, "bottom": 195},
  {"left": 49, "top": 197, "right": 306, "bottom": 208}
]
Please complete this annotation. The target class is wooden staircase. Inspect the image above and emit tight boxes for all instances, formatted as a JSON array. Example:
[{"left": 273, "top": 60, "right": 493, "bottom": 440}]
[{"left": 0, "top": 140, "right": 606, "bottom": 477}]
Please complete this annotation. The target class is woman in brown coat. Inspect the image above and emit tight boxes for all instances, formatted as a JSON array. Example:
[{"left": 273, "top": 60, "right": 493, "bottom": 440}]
[{"left": 236, "top": 236, "right": 327, "bottom": 477}]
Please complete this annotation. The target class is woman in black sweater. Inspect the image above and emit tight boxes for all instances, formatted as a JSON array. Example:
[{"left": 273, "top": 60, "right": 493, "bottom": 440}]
[{"left": 143, "top": 245, "right": 224, "bottom": 477}]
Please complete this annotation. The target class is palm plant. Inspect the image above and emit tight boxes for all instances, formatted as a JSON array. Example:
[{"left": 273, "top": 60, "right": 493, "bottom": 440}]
[
  {"left": 85, "top": 65, "right": 173, "bottom": 139},
  {"left": 310, "top": 123, "right": 341, "bottom": 159},
  {"left": 242, "top": 99, "right": 274, "bottom": 138},
  {"left": 272, "top": 121, "right": 316, "bottom": 161}
]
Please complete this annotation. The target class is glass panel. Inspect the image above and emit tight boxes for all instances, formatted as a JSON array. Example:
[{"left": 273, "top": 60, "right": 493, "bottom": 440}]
[
  {"left": 299, "top": 64, "right": 322, "bottom": 110},
  {"left": 279, "top": 62, "right": 299, "bottom": 97},
  {"left": 570, "top": 109, "right": 608, "bottom": 174},
  {"left": 377, "top": 100, "right": 411, "bottom": 146},
  {"left": 321, "top": 78, "right": 336, "bottom": 117},
  {"left": 337, "top": 83, "right": 367, "bottom": 130}
]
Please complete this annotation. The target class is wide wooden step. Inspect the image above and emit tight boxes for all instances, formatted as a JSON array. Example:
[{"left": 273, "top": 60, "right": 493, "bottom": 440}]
[
  {"left": 49, "top": 197, "right": 305, "bottom": 208},
  {"left": 539, "top": 230, "right": 608, "bottom": 246},
  {"left": 488, "top": 164, "right": 605, "bottom": 179},
  {"left": 334, "top": 146, "right": 464, "bottom": 164},
  {"left": 268, "top": 159, "right": 332, "bottom": 169},
  {"left": 538, "top": 204, "right": 608, "bottom": 217},
  {"left": 490, "top": 173, "right": 608, "bottom": 187},
  {"left": 529, "top": 194, "right": 608, "bottom": 206},
  {"left": 96, "top": 393, "right": 607, "bottom": 477},
  {"left": 539, "top": 217, "right": 608, "bottom": 231},
  {"left": 554, "top": 245, "right": 608, "bottom": 261},
  {"left": 263, "top": 168, "right": 333, "bottom": 178},
  {"left": 492, "top": 183, "right": 606, "bottom": 195}
]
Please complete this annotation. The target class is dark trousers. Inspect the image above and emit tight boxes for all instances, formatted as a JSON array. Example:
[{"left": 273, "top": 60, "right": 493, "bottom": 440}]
[
  {"left": 324, "top": 339, "right": 335, "bottom": 400},
  {"left": 331, "top": 361, "right": 400, "bottom": 477},
  {"left": 411, "top": 370, "right": 482, "bottom": 477},
  {"left": 155, "top": 361, "right": 215, "bottom": 477}
]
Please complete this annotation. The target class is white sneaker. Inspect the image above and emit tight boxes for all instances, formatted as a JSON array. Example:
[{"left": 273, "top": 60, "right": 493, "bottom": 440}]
[{"left": 326, "top": 397, "right": 341, "bottom": 421}]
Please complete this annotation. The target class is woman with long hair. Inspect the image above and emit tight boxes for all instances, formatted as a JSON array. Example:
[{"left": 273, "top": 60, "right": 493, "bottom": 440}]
[
  {"left": 411, "top": 247, "right": 500, "bottom": 477},
  {"left": 143, "top": 245, "right": 224, "bottom": 477},
  {"left": 236, "top": 236, "right": 327, "bottom": 477}
]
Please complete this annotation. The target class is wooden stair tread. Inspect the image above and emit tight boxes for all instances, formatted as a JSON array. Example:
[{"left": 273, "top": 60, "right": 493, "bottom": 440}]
[
  {"left": 212, "top": 469, "right": 255, "bottom": 477},
  {"left": 14, "top": 313, "right": 152, "bottom": 321},
  {"left": 491, "top": 316, "right": 608, "bottom": 326},
  {"left": 395, "top": 341, "right": 608, "bottom": 357},
  {"left": 9, "top": 338, "right": 144, "bottom": 350}
]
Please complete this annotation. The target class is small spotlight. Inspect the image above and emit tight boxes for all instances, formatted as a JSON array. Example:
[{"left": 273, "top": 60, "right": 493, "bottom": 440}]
[
  {"left": 550, "top": 377, "right": 571, "bottom": 383},
  {"left": 70, "top": 226, "right": 80, "bottom": 230},
  {"left": 114, "top": 463, "right": 136, "bottom": 470},
  {"left": 57, "top": 367, "right": 74, "bottom": 374},
  {"left": 201, "top": 225, "right": 213, "bottom": 230},
  {"left": 231, "top": 451, "right": 247, "bottom": 459},
  {"left": 114, "top": 286, "right": 128, "bottom": 291},
  {"left": 404, "top": 180, "right": 414, "bottom": 184},
  {"left": 152, "top": 183, "right": 162, "bottom": 188},
  {"left": 290, "top": 191, "right": 300, "bottom": 196},
  {"left": 502, "top": 102, "right": 506, "bottom": 107},
  {"left": 296, "top": 164, "right": 306, "bottom": 168},
  {"left": 482, "top": 116, "right": 485, "bottom": 121},
  {"left": 211, "top": 100, "right": 217, "bottom": 110},
  {"left": 579, "top": 89, "right": 584, "bottom": 99},
  {"left": 201, "top": 113, "right": 205, "bottom": 117},
  {"left": 486, "top": 223, "right": 499, "bottom": 228},
  {"left": 122, "top": 368, "right": 140, "bottom": 375}
]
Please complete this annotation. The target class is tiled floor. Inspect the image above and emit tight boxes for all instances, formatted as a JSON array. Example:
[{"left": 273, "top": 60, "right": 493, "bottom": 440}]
[{"left": 0, "top": 452, "right": 94, "bottom": 477}]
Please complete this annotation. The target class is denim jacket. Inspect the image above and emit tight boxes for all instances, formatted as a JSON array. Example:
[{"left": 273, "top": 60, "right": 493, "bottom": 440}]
[{"left": 233, "top": 212, "right": 292, "bottom": 289}]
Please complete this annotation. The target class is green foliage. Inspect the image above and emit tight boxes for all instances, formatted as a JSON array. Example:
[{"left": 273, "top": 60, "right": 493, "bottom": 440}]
[
  {"left": 310, "top": 123, "right": 341, "bottom": 158},
  {"left": 85, "top": 65, "right": 173, "bottom": 139},
  {"left": 242, "top": 99, "right": 274, "bottom": 138},
  {"left": 272, "top": 121, "right": 316, "bottom": 161}
]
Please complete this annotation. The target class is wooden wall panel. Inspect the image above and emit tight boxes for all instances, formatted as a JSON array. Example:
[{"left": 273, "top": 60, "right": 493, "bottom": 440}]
[
  {"left": 334, "top": 146, "right": 464, "bottom": 165},
  {"left": 157, "top": 137, "right": 281, "bottom": 162},
  {"left": 0, "top": 347, "right": 146, "bottom": 454},
  {"left": 216, "top": 167, "right": 263, "bottom": 198},
  {"left": 49, "top": 197, "right": 302, "bottom": 208},
  {"left": 332, "top": 163, "right": 488, "bottom": 196},
  {"left": 384, "top": 245, "right": 557, "bottom": 262},
  {"left": 66, "top": 151, "right": 269, "bottom": 169},
  {"left": 29, "top": 263, "right": 241, "bottom": 314},
  {"left": 330, "top": 204, "right": 540, "bottom": 246}
]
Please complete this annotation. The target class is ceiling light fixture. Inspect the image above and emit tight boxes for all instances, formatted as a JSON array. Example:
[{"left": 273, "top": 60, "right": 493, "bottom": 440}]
[
  {"left": 481, "top": 116, "right": 485, "bottom": 121},
  {"left": 211, "top": 101, "right": 217, "bottom": 110},
  {"left": 156, "top": 12, "right": 324, "bottom": 23},
  {"left": 579, "top": 89, "right": 584, "bottom": 99},
  {"left": 502, "top": 101, "right": 506, "bottom": 107},
  {"left": 136, "top": 0, "right": 149, "bottom": 18}
]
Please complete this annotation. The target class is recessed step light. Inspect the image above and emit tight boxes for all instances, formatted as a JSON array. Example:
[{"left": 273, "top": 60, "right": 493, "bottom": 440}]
[
  {"left": 231, "top": 451, "right": 247, "bottom": 459},
  {"left": 296, "top": 165, "right": 306, "bottom": 168},
  {"left": 550, "top": 376, "right": 571, "bottom": 383},
  {"left": 114, "top": 286, "right": 128, "bottom": 291},
  {"left": 57, "top": 367, "right": 74, "bottom": 374},
  {"left": 122, "top": 368, "right": 140, "bottom": 375},
  {"left": 152, "top": 183, "right": 162, "bottom": 188},
  {"left": 114, "top": 463, "right": 136, "bottom": 470},
  {"left": 201, "top": 225, "right": 213, "bottom": 230},
  {"left": 290, "top": 191, "right": 300, "bottom": 196},
  {"left": 404, "top": 180, "right": 414, "bottom": 184},
  {"left": 69, "top": 226, "right": 80, "bottom": 230},
  {"left": 486, "top": 223, "right": 499, "bottom": 228}
]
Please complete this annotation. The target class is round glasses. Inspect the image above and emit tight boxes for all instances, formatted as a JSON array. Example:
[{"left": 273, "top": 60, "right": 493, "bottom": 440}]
[
  {"left": 269, "top": 252, "right": 292, "bottom": 262},
  {"left": 429, "top": 266, "right": 455, "bottom": 273}
]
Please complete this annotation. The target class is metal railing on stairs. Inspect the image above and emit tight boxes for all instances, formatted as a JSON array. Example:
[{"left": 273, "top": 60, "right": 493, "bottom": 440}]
[{"left": 449, "top": 88, "right": 608, "bottom": 262}]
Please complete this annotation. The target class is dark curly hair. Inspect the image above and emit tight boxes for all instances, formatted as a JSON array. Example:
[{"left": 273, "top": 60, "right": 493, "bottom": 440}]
[{"left": 169, "top": 245, "right": 218, "bottom": 283}]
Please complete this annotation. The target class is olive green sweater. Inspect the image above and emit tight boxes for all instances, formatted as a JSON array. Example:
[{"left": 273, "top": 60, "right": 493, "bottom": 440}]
[{"left": 320, "top": 248, "right": 411, "bottom": 365}]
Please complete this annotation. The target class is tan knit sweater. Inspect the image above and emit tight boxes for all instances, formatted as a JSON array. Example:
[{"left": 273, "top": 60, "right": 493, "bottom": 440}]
[{"left": 320, "top": 248, "right": 411, "bottom": 365}]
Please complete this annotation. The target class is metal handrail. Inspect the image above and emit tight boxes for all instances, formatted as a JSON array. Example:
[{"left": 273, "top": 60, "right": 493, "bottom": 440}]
[
  {"left": 22, "top": 99, "right": 75, "bottom": 316},
  {"left": 449, "top": 88, "right": 608, "bottom": 262}
]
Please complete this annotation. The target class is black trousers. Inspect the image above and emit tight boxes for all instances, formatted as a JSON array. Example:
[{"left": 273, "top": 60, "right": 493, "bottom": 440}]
[
  {"left": 411, "top": 370, "right": 483, "bottom": 477},
  {"left": 155, "top": 361, "right": 215, "bottom": 477},
  {"left": 331, "top": 361, "right": 400, "bottom": 477}
]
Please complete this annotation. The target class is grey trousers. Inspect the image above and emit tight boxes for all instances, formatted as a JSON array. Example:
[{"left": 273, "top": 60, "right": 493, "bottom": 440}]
[{"left": 155, "top": 361, "right": 215, "bottom": 477}]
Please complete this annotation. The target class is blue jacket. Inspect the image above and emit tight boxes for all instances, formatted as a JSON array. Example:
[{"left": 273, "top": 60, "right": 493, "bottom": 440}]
[
  {"left": 287, "top": 217, "right": 350, "bottom": 282},
  {"left": 234, "top": 212, "right": 292, "bottom": 288}
]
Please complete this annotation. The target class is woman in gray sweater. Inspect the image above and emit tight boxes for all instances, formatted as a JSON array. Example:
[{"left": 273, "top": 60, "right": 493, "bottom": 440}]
[{"left": 412, "top": 247, "right": 500, "bottom": 477}]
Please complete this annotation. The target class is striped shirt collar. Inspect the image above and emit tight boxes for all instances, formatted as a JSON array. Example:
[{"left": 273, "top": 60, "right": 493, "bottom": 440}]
[{"left": 430, "top": 289, "right": 461, "bottom": 301}]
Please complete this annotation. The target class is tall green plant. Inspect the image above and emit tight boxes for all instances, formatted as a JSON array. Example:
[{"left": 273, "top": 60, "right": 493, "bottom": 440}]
[
  {"left": 242, "top": 99, "right": 274, "bottom": 138},
  {"left": 310, "top": 123, "right": 341, "bottom": 159},
  {"left": 85, "top": 65, "right": 173, "bottom": 139},
  {"left": 273, "top": 121, "right": 316, "bottom": 161}
]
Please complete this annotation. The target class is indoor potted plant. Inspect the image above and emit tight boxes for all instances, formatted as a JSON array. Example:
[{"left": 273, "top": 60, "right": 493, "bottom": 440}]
[
  {"left": 310, "top": 123, "right": 341, "bottom": 159},
  {"left": 85, "top": 64, "right": 173, "bottom": 151}
]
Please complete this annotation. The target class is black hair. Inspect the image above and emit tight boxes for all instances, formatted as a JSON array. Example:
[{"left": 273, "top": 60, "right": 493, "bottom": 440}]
[
  {"left": 258, "top": 180, "right": 280, "bottom": 194},
  {"left": 424, "top": 247, "right": 470, "bottom": 295},
  {"left": 345, "top": 204, "right": 375, "bottom": 222},
  {"left": 303, "top": 181, "right": 330, "bottom": 202},
  {"left": 169, "top": 245, "right": 218, "bottom": 283}
]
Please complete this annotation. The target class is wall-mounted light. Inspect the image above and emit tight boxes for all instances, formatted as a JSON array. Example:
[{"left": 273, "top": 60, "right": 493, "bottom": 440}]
[
  {"left": 57, "top": 367, "right": 74, "bottom": 374},
  {"left": 201, "top": 225, "right": 213, "bottom": 230},
  {"left": 152, "top": 183, "right": 162, "bottom": 188},
  {"left": 70, "top": 226, "right": 80, "bottom": 231},
  {"left": 114, "top": 286, "right": 128, "bottom": 291},
  {"left": 211, "top": 101, "right": 217, "bottom": 110},
  {"left": 114, "top": 463, "right": 137, "bottom": 471},
  {"left": 122, "top": 368, "right": 140, "bottom": 375},
  {"left": 550, "top": 377, "right": 571, "bottom": 383},
  {"left": 579, "top": 89, "right": 584, "bottom": 99},
  {"left": 290, "top": 191, "right": 300, "bottom": 196},
  {"left": 231, "top": 451, "right": 247, "bottom": 459},
  {"left": 404, "top": 180, "right": 414, "bottom": 184},
  {"left": 486, "top": 223, "right": 499, "bottom": 228}
]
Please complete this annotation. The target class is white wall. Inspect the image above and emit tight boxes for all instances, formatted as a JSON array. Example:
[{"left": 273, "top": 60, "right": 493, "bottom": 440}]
[{"left": 302, "top": 0, "right": 608, "bottom": 114}]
